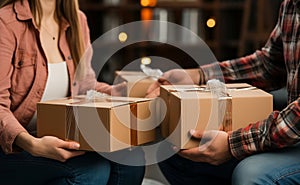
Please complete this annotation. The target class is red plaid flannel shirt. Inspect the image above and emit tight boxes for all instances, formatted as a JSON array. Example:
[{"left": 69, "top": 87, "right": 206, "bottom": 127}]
[{"left": 201, "top": 0, "right": 300, "bottom": 159}]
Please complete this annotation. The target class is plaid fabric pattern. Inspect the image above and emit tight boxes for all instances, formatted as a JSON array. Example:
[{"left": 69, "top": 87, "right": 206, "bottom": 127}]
[{"left": 201, "top": 0, "right": 300, "bottom": 159}]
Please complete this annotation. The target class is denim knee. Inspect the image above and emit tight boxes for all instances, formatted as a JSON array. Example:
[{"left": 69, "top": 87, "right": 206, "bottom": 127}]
[
  {"left": 108, "top": 162, "right": 145, "bottom": 185},
  {"left": 66, "top": 152, "right": 111, "bottom": 185},
  {"left": 232, "top": 153, "right": 300, "bottom": 185},
  {"left": 232, "top": 156, "right": 271, "bottom": 185}
]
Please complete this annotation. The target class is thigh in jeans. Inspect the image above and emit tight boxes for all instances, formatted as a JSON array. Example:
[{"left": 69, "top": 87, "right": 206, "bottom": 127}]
[
  {"left": 157, "top": 142, "right": 239, "bottom": 185},
  {"left": 0, "top": 150, "right": 111, "bottom": 185},
  {"left": 105, "top": 147, "right": 146, "bottom": 185},
  {"left": 232, "top": 144, "right": 300, "bottom": 185}
]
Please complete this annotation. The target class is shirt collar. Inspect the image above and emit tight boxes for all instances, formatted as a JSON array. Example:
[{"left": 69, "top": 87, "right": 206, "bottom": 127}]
[
  {"left": 14, "top": 0, "right": 33, "bottom": 21},
  {"left": 13, "top": 0, "right": 70, "bottom": 30}
]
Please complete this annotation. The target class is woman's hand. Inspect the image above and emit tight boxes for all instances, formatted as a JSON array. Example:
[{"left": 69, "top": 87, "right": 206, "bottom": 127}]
[
  {"left": 15, "top": 132, "right": 85, "bottom": 162},
  {"left": 146, "top": 68, "right": 201, "bottom": 98}
]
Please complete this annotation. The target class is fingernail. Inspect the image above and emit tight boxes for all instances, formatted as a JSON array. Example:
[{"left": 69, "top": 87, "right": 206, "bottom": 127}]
[
  {"left": 73, "top": 143, "right": 80, "bottom": 148},
  {"left": 190, "top": 129, "right": 195, "bottom": 135}
]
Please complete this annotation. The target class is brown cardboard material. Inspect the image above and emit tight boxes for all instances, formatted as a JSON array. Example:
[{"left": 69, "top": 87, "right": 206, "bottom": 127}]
[
  {"left": 159, "top": 85, "right": 199, "bottom": 138},
  {"left": 37, "top": 97, "right": 157, "bottom": 152},
  {"left": 159, "top": 84, "right": 273, "bottom": 149},
  {"left": 115, "top": 71, "right": 156, "bottom": 98}
]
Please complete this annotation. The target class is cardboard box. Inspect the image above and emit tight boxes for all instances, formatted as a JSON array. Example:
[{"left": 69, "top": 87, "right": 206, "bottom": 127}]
[
  {"left": 115, "top": 71, "right": 156, "bottom": 98},
  {"left": 159, "top": 83, "right": 273, "bottom": 149},
  {"left": 37, "top": 97, "right": 157, "bottom": 152},
  {"left": 159, "top": 85, "right": 200, "bottom": 138}
]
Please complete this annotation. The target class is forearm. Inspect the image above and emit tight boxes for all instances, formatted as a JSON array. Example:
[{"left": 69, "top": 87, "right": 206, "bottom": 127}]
[{"left": 201, "top": 24, "right": 286, "bottom": 91}]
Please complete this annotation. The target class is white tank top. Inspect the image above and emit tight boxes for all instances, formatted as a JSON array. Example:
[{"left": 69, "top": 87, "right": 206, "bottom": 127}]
[{"left": 27, "top": 62, "right": 69, "bottom": 135}]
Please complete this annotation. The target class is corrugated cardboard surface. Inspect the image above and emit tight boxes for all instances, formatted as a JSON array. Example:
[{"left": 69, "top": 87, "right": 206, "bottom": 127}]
[
  {"left": 159, "top": 85, "right": 199, "bottom": 138},
  {"left": 115, "top": 71, "right": 155, "bottom": 98},
  {"left": 159, "top": 84, "right": 273, "bottom": 149},
  {"left": 37, "top": 97, "right": 157, "bottom": 152}
]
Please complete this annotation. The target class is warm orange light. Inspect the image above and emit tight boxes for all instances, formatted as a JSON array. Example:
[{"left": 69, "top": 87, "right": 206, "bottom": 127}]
[
  {"left": 140, "top": 0, "right": 157, "bottom": 7},
  {"left": 141, "top": 8, "right": 153, "bottom": 20},
  {"left": 141, "top": 0, "right": 150, "bottom": 7},
  {"left": 206, "top": 18, "right": 216, "bottom": 28},
  {"left": 149, "top": 0, "right": 157, "bottom": 7}
]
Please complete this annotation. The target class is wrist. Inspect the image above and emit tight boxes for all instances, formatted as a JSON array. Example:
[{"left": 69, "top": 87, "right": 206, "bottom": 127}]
[
  {"left": 185, "top": 69, "right": 201, "bottom": 84},
  {"left": 198, "top": 68, "right": 206, "bottom": 85},
  {"left": 15, "top": 132, "right": 36, "bottom": 153}
]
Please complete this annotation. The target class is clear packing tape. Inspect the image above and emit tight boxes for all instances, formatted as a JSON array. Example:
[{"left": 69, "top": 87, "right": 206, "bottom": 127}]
[
  {"left": 168, "top": 80, "right": 257, "bottom": 132},
  {"left": 140, "top": 64, "right": 163, "bottom": 80},
  {"left": 65, "top": 94, "right": 110, "bottom": 145},
  {"left": 66, "top": 91, "right": 151, "bottom": 146},
  {"left": 206, "top": 79, "right": 231, "bottom": 131},
  {"left": 86, "top": 90, "right": 108, "bottom": 101},
  {"left": 206, "top": 80, "right": 258, "bottom": 131}
]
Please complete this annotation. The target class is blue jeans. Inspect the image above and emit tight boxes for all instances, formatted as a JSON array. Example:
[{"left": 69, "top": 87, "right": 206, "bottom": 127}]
[
  {"left": 158, "top": 143, "right": 300, "bottom": 185},
  {"left": 159, "top": 154, "right": 238, "bottom": 185},
  {"left": 0, "top": 149, "right": 145, "bottom": 185},
  {"left": 157, "top": 142, "right": 239, "bottom": 185},
  {"left": 232, "top": 144, "right": 300, "bottom": 185}
]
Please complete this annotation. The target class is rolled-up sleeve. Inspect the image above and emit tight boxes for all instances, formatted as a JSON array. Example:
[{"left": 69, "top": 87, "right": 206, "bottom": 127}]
[{"left": 0, "top": 18, "right": 27, "bottom": 154}]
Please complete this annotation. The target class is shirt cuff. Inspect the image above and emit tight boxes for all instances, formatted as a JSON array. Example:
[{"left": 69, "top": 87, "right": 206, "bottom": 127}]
[
  {"left": 228, "top": 129, "right": 250, "bottom": 160},
  {"left": 0, "top": 116, "right": 27, "bottom": 154},
  {"left": 198, "top": 67, "right": 206, "bottom": 85},
  {"left": 201, "top": 62, "right": 225, "bottom": 82}
]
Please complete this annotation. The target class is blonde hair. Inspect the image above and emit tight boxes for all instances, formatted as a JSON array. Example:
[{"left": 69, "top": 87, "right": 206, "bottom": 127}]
[{"left": 1, "top": 0, "right": 85, "bottom": 68}]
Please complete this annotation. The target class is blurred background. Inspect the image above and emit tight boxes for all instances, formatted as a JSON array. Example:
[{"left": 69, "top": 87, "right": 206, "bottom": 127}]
[{"left": 78, "top": 0, "right": 282, "bottom": 84}]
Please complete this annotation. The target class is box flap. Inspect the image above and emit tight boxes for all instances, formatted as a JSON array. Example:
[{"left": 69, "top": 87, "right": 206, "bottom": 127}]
[
  {"left": 229, "top": 89, "right": 272, "bottom": 98},
  {"left": 115, "top": 71, "right": 145, "bottom": 76},
  {"left": 75, "top": 101, "right": 129, "bottom": 108},
  {"left": 161, "top": 85, "right": 200, "bottom": 92},
  {"left": 38, "top": 98, "right": 81, "bottom": 105},
  {"left": 171, "top": 91, "right": 215, "bottom": 99},
  {"left": 108, "top": 96, "right": 153, "bottom": 103},
  {"left": 121, "top": 75, "right": 154, "bottom": 82},
  {"left": 224, "top": 83, "right": 252, "bottom": 89}
]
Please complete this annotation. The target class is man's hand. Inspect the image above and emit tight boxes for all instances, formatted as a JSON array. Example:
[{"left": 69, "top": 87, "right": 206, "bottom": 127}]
[
  {"left": 178, "top": 130, "right": 232, "bottom": 165},
  {"left": 110, "top": 81, "right": 127, "bottom": 96},
  {"left": 146, "top": 69, "right": 200, "bottom": 98},
  {"left": 97, "top": 82, "right": 127, "bottom": 97},
  {"left": 145, "top": 78, "right": 171, "bottom": 98}
]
